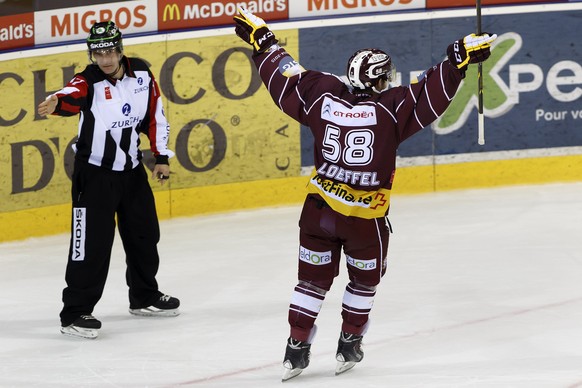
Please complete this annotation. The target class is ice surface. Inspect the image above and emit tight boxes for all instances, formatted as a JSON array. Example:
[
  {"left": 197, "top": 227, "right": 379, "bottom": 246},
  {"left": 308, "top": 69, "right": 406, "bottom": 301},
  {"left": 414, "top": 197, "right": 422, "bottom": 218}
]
[{"left": 1, "top": 183, "right": 582, "bottom": 387}]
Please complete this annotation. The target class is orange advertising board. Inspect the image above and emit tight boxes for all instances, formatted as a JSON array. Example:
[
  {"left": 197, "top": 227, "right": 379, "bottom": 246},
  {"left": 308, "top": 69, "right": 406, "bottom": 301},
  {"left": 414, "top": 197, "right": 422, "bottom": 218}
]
[
  {"left": 157, "top": 0, "right": 289, "bottom": 31},
  {"left": 427, "top": 0, "right": 558, "bottom": 8},
  {"left": 0, "top": 13, "right": 34, "bottom": 51}
]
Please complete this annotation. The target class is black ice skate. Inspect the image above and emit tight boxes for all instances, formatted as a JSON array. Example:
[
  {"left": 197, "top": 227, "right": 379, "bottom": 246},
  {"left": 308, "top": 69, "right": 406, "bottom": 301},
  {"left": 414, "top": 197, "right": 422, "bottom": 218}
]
[
  {"left": 129, "top": 294, "right": 180, "bottom": 317},
  {"left": 282, "top": 338, "right": 311, "bottom": 382},
  {"left": 60, "top": 315, "right": 102, "bottom": 339},
  {"left": 335, "top": 331, "right": 364, "bottom": 375}
]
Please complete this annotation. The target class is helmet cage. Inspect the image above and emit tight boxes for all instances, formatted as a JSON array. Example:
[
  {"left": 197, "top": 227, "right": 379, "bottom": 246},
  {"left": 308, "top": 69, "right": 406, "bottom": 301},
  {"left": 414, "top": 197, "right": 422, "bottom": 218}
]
[{"left": 347, "top": 49, "right": 394, "bottom": 91}]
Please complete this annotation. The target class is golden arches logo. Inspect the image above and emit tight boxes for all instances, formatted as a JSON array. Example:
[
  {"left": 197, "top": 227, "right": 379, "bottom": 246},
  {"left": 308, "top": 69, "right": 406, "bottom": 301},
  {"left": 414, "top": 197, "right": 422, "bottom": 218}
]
[{"left": 163, "top": 3, "right": 181, "bottom": 21}]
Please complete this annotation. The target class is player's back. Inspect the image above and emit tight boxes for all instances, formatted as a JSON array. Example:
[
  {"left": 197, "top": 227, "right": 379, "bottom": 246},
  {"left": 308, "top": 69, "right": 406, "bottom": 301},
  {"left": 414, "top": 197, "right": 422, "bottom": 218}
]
[{"left": 297, "top": 70, "right": 402, "bottom": 193}]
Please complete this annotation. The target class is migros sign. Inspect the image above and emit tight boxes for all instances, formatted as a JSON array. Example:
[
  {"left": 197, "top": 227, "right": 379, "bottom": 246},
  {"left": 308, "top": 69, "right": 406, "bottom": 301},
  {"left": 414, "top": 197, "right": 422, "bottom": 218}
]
[
  {"left": 51, "top": 6, "right": 147, "bottom": 36},
  {"left": 34, "top": 1, "right": 157, "bottom": 45},
  {"left": 158, "top": 0, "right": 288, "bottom": 31},
  {"left": 289, "top": 0, "right": 422, "bottom": 17}
]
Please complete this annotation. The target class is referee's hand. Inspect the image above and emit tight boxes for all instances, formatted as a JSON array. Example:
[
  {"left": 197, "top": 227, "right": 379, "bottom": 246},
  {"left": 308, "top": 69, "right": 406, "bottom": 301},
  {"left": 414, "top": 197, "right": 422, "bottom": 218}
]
[
  {"left": 38, "top": 95, "right": 58, "bottom": 116},
  {"left": 152, "top": 164, "right": 170, "bottom": 186}
]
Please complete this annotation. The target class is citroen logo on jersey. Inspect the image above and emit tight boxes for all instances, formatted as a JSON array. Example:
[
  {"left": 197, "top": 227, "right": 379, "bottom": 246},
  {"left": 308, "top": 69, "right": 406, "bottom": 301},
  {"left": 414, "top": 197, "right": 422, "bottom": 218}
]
[
  {"left": 322, "top": 102, "right": 332, "bottom": 117},
  {"left": 320, "top": 96, "right": 377, "bottom": 126},
  {"left": 122, "top": 103, "right": 131, "bottom": 116}
]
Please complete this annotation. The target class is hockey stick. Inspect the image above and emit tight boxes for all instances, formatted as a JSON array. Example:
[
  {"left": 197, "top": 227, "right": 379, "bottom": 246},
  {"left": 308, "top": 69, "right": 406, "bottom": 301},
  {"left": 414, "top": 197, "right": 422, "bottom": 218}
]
[{"left": 476, "top": 0, "right": 485, "bottom": 145}]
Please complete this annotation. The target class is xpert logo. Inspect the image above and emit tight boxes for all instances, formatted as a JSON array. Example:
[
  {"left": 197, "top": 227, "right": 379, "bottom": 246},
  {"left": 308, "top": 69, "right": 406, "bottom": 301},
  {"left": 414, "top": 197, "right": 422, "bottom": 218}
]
[{"left": 433, "top": 32, "right": 582, "bottom": 134}]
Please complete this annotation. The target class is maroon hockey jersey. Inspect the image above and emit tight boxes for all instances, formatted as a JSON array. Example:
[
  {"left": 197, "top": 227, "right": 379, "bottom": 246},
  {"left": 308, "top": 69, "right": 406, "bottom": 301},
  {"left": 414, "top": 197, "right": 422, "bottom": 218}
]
[{"left": 253, "top": 46, "right": 463, "bottom": 219}]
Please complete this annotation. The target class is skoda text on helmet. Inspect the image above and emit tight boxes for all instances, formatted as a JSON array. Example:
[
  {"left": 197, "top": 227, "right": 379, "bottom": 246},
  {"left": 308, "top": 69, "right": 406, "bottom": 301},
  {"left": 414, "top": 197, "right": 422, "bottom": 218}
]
[
  {"left": 347, "top": 48, "right": 395, "bottom": 93},
  {"left": 87, "top": 21, "right": 123, "bottom": 63}
]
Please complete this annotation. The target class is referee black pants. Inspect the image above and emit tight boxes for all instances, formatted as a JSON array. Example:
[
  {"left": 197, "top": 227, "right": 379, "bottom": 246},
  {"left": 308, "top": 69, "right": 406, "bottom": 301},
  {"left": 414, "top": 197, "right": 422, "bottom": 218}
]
[{"left": 60, "top": 161, "right": 163, "bottom": 326}]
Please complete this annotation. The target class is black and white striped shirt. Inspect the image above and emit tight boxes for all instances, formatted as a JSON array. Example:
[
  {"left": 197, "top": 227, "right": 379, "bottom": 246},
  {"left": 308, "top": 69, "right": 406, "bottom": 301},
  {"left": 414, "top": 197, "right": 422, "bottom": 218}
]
[{"left": 51, "top": 56, "right": 173, "bottom": 170}]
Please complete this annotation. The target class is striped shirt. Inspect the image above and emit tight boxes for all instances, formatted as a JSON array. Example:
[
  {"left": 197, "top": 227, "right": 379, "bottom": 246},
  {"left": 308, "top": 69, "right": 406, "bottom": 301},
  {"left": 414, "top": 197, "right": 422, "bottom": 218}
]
[{"left": 51, "top": 56, "right": 174, "bottom": 171}]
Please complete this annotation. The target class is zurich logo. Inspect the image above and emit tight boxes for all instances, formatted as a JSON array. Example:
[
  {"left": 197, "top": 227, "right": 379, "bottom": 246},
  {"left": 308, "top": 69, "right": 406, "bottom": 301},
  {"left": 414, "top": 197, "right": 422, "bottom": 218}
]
[
  {"left": 137, "top": 77, "right": 143, "bottom": 85},
  {"left": 122, "top": 103, "right": 131, "bottom": 116}
]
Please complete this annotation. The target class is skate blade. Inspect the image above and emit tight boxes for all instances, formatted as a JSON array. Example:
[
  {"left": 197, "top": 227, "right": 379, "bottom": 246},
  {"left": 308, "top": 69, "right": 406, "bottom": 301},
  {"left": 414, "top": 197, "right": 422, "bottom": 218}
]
[
  {"left": 60, "top": 326, "right": 98, "bottom": 339},
  {"left": 282, "top": 361, "right": 303, "bottom": 382},
  {"left": 129, "top": 307, "right": 180, "bottom": 317},
  {"left": 335, "top": 354, "right": 358, "bottom": 375},
  {"left": 335, "top": 360, "right": 357, "bottom": 375}
]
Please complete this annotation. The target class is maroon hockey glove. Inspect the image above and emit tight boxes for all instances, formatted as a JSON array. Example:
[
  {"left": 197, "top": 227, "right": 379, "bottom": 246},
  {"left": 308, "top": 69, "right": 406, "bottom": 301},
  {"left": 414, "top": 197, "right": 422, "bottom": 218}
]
[
  {"left": 447, "top": 33, "right": 497, "bottom": 72},
  {"left": 233, "top": 6, "right": 278, "bottom": 53}
]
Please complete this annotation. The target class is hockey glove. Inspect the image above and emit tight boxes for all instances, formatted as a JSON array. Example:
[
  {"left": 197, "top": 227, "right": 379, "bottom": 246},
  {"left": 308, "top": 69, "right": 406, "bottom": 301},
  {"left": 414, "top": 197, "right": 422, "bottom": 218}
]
[
  {"left": 233, "top": 6, "right": 278, "bottom": 53},
  {"left": 447, "top": 33, "right": 497, "bottom": 72}
]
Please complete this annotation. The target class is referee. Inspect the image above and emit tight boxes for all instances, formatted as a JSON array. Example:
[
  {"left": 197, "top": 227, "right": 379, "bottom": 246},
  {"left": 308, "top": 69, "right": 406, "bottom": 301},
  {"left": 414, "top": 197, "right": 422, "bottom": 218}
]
[{"left": 38, "top": 21, "right": 180, "bottom": 339}]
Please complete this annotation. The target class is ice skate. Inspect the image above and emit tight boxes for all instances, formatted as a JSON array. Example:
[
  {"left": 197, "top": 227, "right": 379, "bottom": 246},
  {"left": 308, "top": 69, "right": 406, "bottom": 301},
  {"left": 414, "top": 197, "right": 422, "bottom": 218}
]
[
  {"left": 335, "top": 331, "right": 364, "bottom": 375},
  {"left": 129, "top": 294, "right": 180, "bottom": 317},
  {"left": 282, "top": 338, "right": 311, "bottom": 381},
  {"left": 60, "top": 315, "right": 102, "bottom": 339}
]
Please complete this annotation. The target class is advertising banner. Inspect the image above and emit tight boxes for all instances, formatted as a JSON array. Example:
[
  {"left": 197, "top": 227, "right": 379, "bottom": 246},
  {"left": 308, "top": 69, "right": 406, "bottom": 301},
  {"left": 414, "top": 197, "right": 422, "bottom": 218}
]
[
  {"left": 157, "top": 0, "right": 289, "bottom": 31},
  {"left": 0, "top": 31, "right": 301, "bottom": 213},
  {"left": 297, "top": 8, "right": 582, "bottom": 163},
  {"left": 0, "top": 13, "right": 35, "bottom": 51},
  {"left": 289, "top": 0, "right": 425, "bottom": 18},
  {"left": 34, "top": 0, "right": 158, "bottom": 46},
  {"left": 426, "top": 0, "right": 561, "bottom": 8}
]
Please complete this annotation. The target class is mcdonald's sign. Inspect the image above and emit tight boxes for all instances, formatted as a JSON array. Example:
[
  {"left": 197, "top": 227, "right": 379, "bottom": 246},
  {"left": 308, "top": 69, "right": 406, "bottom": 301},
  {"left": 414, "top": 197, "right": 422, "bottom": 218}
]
[
  {"left": 158, "top": 0, "right": 188, "bottom": 31},
  {"left": 163, "top": 3, "right": 181, "bottom": 21},
  {"left": 157, "top": 0, "right": 289, "bottom": 32}
]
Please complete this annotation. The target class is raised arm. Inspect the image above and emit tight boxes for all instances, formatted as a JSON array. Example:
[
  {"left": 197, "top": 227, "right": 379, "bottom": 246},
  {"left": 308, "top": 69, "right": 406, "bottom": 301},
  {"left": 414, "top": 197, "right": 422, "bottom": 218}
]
[{"left": 396, "top": 32, "right": 497, "bottom": 142}]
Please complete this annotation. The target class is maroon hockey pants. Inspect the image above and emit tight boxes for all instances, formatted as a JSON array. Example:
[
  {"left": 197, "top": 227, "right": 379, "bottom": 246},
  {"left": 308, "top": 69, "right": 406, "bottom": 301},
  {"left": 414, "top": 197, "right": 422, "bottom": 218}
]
[{"left": 288, "top": 195, "right": 389, "bottom": 342}]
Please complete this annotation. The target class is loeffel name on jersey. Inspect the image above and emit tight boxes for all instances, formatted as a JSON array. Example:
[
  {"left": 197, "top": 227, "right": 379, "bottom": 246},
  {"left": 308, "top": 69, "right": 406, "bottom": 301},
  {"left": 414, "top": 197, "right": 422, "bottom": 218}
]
[
  {"left": 317, "top": 162, "right": 380, "bottom": 187},
  {"left": 321, "top": 96, "right": 377, "bottom": 127}
]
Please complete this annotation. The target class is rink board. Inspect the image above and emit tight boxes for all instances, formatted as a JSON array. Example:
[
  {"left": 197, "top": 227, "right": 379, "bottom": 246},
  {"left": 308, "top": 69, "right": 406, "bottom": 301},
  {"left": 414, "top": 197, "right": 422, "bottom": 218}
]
[{"left": 1, "top": 4, "right": 581, "bottom": 242}]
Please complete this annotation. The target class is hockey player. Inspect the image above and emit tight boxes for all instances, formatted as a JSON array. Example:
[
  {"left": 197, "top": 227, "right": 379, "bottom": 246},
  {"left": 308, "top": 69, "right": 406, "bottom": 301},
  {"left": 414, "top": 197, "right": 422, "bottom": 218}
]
[
  {"left": 233, "top": 7, "right": 496, "bottom": 381},
  {"left": 37, "top": 21, "right": 180, "bottom": 339}
]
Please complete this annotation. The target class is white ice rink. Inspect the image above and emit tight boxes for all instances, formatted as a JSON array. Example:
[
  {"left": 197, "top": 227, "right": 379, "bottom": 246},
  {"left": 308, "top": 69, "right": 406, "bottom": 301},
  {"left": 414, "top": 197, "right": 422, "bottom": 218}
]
[{"left": 1, "top": 183, "right": 582, "bottom": 387}]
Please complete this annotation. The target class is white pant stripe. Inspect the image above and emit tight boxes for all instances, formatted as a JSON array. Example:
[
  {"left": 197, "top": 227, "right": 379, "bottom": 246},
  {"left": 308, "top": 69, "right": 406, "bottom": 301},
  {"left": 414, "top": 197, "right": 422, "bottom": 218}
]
[
  {"left": 343, "top": 288, "right": 375, "bottom": 311},
  {"left": 291, "top": 290, "right": 324, "bottom": 314}
]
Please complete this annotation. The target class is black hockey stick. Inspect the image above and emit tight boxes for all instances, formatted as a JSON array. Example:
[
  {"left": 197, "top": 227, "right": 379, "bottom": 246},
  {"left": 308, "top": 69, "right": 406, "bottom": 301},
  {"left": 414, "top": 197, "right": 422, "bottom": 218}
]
[{"left": 477, "top": 0, "right": 485, "bottom": 145}]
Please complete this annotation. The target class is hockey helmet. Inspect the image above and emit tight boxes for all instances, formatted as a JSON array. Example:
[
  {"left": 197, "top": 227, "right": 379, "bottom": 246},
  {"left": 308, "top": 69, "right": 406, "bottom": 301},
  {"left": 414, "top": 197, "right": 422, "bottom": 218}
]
[
  {"left": 87, "top": 21, "right": 123, "bottom": 53},
  {"left": 347, "top": 48, "right": 394, "bottom": 92}
]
